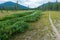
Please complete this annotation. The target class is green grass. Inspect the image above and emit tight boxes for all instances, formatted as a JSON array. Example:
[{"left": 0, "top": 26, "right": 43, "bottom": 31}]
[
  {"left": 11, "top": 11, "right": 56, "bottom": 40},
  {"left": 0, "top": 10, "right": 34, "bottom": 20},
  {"left": 50, "top": 11, "right": 60, "bottom": 33},
  {"left": 1, "top": 10, "right": 59, "bottom": 40},
  {"left": 0, "top": 10, "right": 41, "bottom": 40},
  {"left": 0, "top": 11, "right": 41, "bottom": 27},
  {"left": 0, "top": 21, "right": 28, "bottom": 40},
  {"left": 0, "top": 11, "right": 34, "bottom": 21}
]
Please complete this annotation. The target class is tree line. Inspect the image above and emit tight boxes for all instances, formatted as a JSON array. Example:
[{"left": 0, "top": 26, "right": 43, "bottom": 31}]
[{"left": 37, "top": 2, "right": 60, "bottom": 11}]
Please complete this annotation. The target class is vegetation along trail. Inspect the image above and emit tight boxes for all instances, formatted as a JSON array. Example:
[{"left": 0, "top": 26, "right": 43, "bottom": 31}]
[
  {"left": 11, "top": 11, "right": 57, "bottom": 40},
  {"left": 49, "top": 12, "right": 60, "bottom": 40},
  {"left": 1, "top": 11, "right": 60, "bottom": 40}
]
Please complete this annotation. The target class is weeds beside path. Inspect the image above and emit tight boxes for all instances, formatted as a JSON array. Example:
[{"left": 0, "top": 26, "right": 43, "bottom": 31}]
[
  {"left": 49, "top": 12, "right": 60, "bottom": 40},
  {"left": 11, "top": 11, "right": 58, "bottom": 40}
]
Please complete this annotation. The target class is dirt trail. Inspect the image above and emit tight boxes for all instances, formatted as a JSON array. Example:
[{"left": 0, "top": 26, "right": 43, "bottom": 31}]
[
  {"left": 10, "top": 11, "right": 57, "bottom": 40},
  {"left": 49, "top": 13, "right": 60, "bottom": 40}
]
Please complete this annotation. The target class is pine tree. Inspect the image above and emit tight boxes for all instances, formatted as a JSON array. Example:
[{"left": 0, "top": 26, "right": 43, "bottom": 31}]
[
  {"left": 14, "top": 0, "right": 18, "bottom": 10},
  {"left": 1, "top": 6, "right": 3, "bottom": 13},
  {"left": 6, "top": 6, "right": 9, "bottom": 12}
]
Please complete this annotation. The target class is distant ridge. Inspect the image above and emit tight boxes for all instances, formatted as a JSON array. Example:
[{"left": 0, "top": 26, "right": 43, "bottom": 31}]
[
  {"left": 0, "top": 1, "right": 29, "bottom": 10},
  {"left": 37, "top": 2, "right": 60, "bottom": 10}
]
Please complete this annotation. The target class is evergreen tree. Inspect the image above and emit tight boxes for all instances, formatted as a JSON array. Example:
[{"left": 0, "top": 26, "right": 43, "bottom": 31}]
[
  {"left": 0, "top": 6, "right": 3, "bottom": 13},
  {"left": 5, "top": 6, "right": 9, "bottom": 12},
  {"left": 14, "top": 0, "right": 18, "bottom": 10}
]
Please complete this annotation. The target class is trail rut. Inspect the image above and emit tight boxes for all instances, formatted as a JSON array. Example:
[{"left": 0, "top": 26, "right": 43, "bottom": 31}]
[{"left": 49, "top": 13, "right": 60, "bottom": 40}]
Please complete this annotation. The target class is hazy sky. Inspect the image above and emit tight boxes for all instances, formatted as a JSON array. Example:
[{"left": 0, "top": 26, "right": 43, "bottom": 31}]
[{"left": 0, "top": 0, "right": 60, "bottom": 8}]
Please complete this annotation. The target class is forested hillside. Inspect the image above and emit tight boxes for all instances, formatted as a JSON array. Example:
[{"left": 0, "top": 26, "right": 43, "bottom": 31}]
[
  {"left": 37, "top": 2, "right": 60, "bottom": 10},
  {"left": 0, "top": 1, "right": 29, "bottom": 10}
]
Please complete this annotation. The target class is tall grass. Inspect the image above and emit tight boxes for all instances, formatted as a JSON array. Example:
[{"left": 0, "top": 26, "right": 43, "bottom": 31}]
[
  {"left": 0, "top": 10, "right": 41, "bottom": 40},
  {"left": 0, "top": 21, "right": 28, "bottom": 40},
  {"left": 0, "top": 11, "right": 34, "bottom": 21}
]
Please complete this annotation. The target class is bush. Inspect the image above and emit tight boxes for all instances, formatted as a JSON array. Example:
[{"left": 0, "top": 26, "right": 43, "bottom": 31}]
[
  {"left": 0, "top": 21, "right": 28, "bottom": 40},
  {"left": 0, "top": 11, "right": 33, "bottom": 21},
  {"left": 0, "top": 11, "right": 41, "bottom": 40},
  {"left": 0, "top": 11, "right": 41, "bottom": 28},
  {"left": 23, "top": 11, "right": 41, "bottom": 22}
]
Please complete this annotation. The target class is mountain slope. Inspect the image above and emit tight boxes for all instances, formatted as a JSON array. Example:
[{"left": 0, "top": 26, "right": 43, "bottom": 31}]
[
  {"left": 37, "top": 2, "right": 60, "bottom": 10},
  {"left": 0, "top": 1, "right": 29, "bottom": 10}
]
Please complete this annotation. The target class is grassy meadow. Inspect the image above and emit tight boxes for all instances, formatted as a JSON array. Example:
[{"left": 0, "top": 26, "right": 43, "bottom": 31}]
[
  {"left": 0, "top": 10, "right": 60, "bottom": 40},
  {"left": 0, "top": 10, "right": 41, "bottom": 40}
]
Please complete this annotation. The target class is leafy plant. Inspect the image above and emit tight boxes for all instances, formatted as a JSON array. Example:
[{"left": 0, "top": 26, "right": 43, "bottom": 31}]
[
  {"left": 0, "top": 11, "right": 41, "bottom": 28},
  {"left": 0, "top": 11, "right": 33, "bottom": 21},
  {"left": 0, "top": 21, "right": 28, "bottom": 40},
  {"left": 0, "top": 11, "right": 41, "bottom": 40}
]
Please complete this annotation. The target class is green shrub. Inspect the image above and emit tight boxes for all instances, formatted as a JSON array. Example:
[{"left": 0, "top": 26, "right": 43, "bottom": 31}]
[
  {"left": 0, "top": 11, "right": 41, "bottom": 28},
  {"left": 0, "top": 11, "right": 41, "bottom": 40},
  {"left": 23, "top": 11, "right": 41, "bottom": 22},
  {"left": 0, "top": 11, "right": 33, "bottom": 21},
  {"left": 0, "top": 21, "right": 28, "bottom": 40}
]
